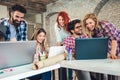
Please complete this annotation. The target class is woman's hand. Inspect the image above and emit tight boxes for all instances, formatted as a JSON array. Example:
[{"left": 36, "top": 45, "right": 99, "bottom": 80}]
[
  {"left": 108, "top": 53, "right": 118, "bottom": 59},
  {"left": 108, "top": 40, "right": 118, "bottom": 59},
  {"left": 32, "top": 61, "right": 44, "bottom": 70}
]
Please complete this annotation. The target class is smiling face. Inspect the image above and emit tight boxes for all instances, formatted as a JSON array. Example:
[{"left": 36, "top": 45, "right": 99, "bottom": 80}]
[
  {"left": 36, "top": 32, "right": 46, "bottom": 44},
  {"left": 58, "top": 16, "right": 65, "bottom": 27},
  {"left": 73, "top": 23, "right": 82, "bottom": 35},
  {"left": 11, "top": 11, "right": 25, "bottom": 27},
  {"left": 85, "top": 18, "right": 96, "bottom": 31}
]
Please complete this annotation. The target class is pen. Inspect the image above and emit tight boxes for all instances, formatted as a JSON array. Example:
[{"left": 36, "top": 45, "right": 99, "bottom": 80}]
[
  {"left": 0, "top": 68, "right": 14, "bottom": 75},
  {"left": 3, "top": 68, "right": 13, "bottom": 72}
]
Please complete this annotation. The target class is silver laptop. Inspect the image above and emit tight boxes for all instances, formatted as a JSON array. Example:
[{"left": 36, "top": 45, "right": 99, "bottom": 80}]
[
  {"left": 0, "top": 41, "right": 36, "bottom": 70},
  {"left": 48, "top": 46, "right": 65, "bottom": 58}
]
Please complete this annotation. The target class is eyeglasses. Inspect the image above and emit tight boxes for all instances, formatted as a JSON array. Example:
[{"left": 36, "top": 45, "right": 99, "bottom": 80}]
[{"left": 75, "top": 26, "right": 82, "bottom": 29}]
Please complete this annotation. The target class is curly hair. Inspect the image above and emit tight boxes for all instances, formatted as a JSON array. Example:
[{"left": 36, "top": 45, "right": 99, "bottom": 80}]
[{"left": 68, "top": 19, "right": 81, "bottom": 34}]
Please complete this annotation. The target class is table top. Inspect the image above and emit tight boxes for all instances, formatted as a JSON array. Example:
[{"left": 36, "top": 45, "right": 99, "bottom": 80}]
[
  {"left": 0, "top": 63, "right": 60, "bottom": 80},
  {"left": 60, "top": 59, "right": 120, "bottom": 76},
  {"left": 1, "top": 59, "right": 120, "bottom": 80}
]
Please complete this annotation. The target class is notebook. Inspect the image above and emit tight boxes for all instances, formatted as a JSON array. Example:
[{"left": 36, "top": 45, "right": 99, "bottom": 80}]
[
  {"left": 75, "top": 38, "right": 108, "bottom": 60},
  {"left": 0, "top": 41, "right": 36, "bottom": 70},
  {"left": 48, "top": 46, "right": 65, "bottom": 58}
]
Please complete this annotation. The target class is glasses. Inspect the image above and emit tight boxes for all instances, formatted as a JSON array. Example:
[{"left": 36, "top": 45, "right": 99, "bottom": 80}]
[{"left": 75, "top": 26, "right": 82, "bottom": 29}]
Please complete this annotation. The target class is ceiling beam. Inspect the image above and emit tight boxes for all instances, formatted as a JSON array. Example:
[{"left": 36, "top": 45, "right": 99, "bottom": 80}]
[
  {"left": 0, "top": 0, "right": 47, "bottom": 13},
  {"left": 31, "top": 0, "right": 57, "bottom": 5}
]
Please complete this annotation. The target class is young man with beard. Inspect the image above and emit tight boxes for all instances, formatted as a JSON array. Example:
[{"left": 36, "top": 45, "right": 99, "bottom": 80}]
[
  {"left": 64, "top": 19, "right": 91, "bottom": 80},
  {"left": 0, "top": 4, "right": 27, "bottom": 41},
  {"left": 64, "top": 19, "right": 87, "bottom": 57}
]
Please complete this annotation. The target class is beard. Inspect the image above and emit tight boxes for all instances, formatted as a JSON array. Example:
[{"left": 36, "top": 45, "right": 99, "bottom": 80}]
[
  {"left": 12, "top": 17, "right": 21, "bottom": 27},
  {"left": 75, "top": 31, "right": 82, "bottom": 35},
  {"left": 76, "top": 33, "right": 81, "bottom": 35}
]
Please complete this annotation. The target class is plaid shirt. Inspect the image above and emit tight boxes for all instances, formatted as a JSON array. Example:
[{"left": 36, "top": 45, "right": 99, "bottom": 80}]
[
  {"left": 93, "top": 20, "right": 120, "bottom": 56},
  {"left": 63, "top": 35, "right": 88, "bottom": 53},
  {"left": 0, "top": 18, "right": 27, "bottom": 41}
]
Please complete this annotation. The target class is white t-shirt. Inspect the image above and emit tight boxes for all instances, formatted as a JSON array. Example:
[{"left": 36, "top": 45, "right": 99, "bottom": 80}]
[
  {"left": 9, "top": 24, "right": 17, "bottom": 39},
  {"left": 54, "top": 23, "right": 69, "bottom": 43}
]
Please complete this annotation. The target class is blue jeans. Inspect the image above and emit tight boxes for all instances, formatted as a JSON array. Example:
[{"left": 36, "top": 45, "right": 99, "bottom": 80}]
[
  {"left": 58, "top": 68, "right": 72, "bottom": 80},
  {"left": 28, "top": 71, "right": 51, "bottom": 80}
]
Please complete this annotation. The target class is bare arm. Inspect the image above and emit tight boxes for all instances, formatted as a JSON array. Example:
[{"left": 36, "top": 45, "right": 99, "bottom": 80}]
[{"left": 108, "top": 40, "right": 118, "bottom": 59}]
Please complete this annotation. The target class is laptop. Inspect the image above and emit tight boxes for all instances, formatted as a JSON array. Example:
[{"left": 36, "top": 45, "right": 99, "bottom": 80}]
[
  {"left": 0, "top": 41, "right": 36, "bottom": 70},
  {"left": 48, "top": 46, "right": 65, "bottom": 58},
  {"left": 75, "top": 38, "right": 108, "bottom": 60}
]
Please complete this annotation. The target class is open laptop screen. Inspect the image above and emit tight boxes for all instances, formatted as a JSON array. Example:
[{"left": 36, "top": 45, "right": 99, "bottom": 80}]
[
  {"left": 0, "top": 41, "right": 36, "bottom": 70},
  {"left": 48, "top": 46, "right": 65, "bottom": 58},
  {"left": 75, "top": 38, "right": 108, "bottom": 60}
]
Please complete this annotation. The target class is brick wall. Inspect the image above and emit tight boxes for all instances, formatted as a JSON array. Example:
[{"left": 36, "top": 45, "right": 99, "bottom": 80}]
[
  {"left": 98, "top": 0, "right": 120, "bottom": 29},
  {"left": 44, "top": 0, "right": 120, "bottom": 46},
  {"left": 44, "top": 0, "right": 101, "bottom": 46},
  {"left": 0, "top": 5, "right": 8, "bottom": 19}
]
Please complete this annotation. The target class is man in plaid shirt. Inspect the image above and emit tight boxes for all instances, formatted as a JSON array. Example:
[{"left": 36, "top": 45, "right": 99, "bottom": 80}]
[
  {"left": 0, "top": 4, "right": 27, "bottom": 41},
  {"left": 64, "top": 19, "right": 88, "bottom": 57},
  {"left": 63, "top": 19, "right": 91, "bottom": 80}
]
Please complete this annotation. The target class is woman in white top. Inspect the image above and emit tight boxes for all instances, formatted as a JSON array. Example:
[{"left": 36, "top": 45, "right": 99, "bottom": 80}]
[
  {"left": 54, "top": 11, "right": 72, "bottom": 80},
  {"left": 54, "top": 11, "right": 70, "bottom": 46}
]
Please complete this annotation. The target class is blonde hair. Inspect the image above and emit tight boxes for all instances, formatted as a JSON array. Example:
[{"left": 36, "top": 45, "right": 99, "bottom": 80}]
[
  {"left": 31, "top": 28, "right": 48, "bottom": 51},
  {"left": 83, "top": 13, "right": 101, "bottom": 37}
]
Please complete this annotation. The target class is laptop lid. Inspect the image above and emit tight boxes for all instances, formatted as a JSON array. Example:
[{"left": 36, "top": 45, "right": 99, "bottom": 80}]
[
  {"left": 75, "top": 38, "right": 108, "bottom": 60},
  {"left": 0, "top": 41, "right": 36, "bottom": 70},
  {"left": 48, "top": 46, "right": 65, "bottom": 58}
]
